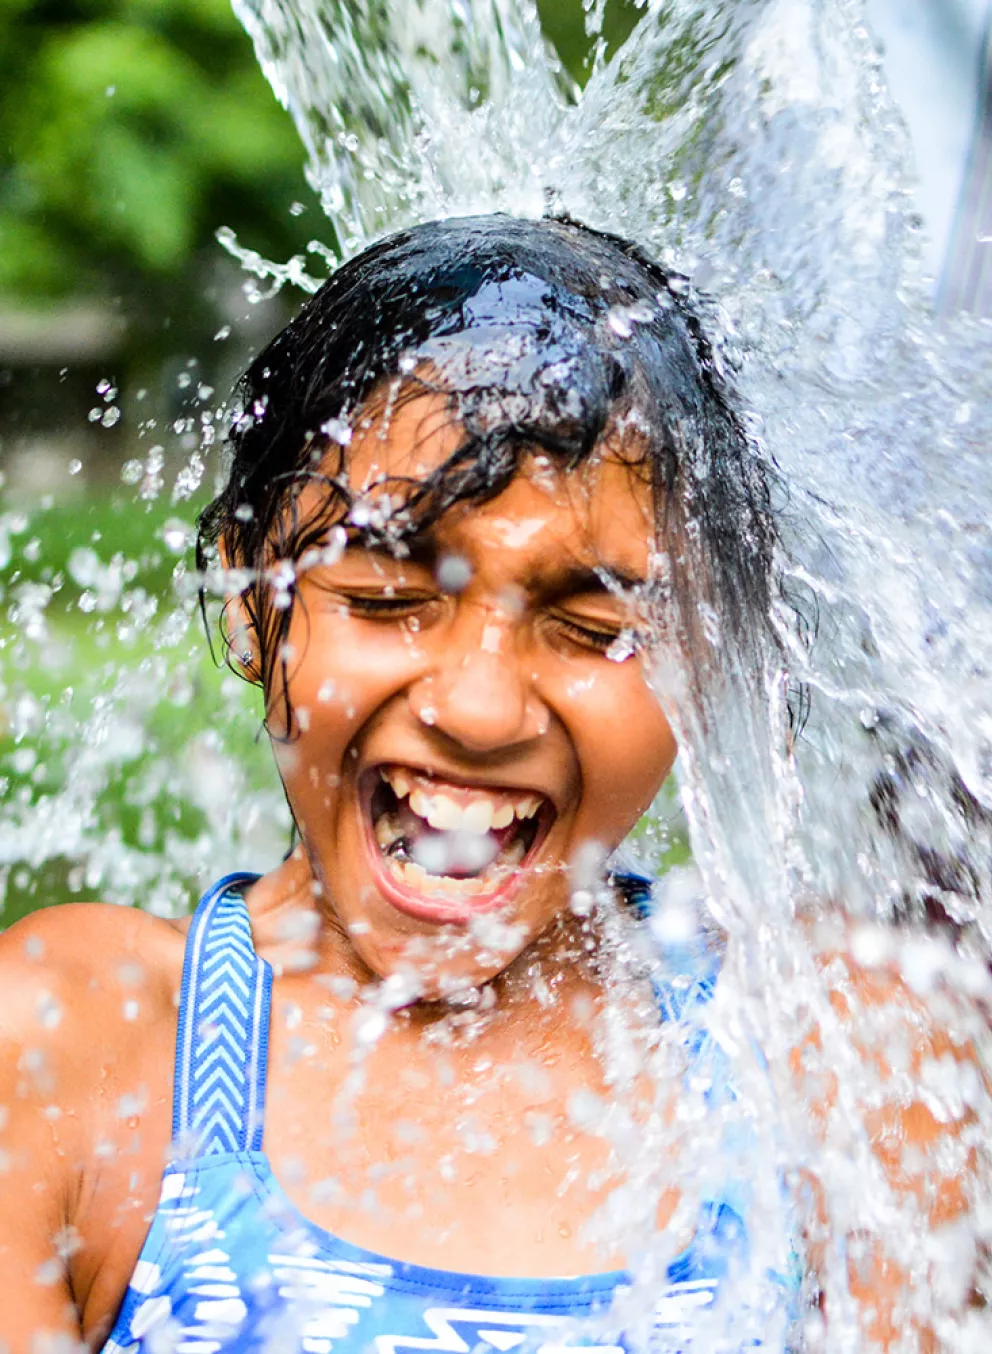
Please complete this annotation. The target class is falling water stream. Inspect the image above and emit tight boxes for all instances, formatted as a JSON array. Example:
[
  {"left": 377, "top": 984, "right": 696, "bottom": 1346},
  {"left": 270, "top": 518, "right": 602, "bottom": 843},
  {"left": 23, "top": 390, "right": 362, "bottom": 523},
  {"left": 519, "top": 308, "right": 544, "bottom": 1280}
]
[{"left": 3, "top": 0, "right": 992, "bottom": 1349}]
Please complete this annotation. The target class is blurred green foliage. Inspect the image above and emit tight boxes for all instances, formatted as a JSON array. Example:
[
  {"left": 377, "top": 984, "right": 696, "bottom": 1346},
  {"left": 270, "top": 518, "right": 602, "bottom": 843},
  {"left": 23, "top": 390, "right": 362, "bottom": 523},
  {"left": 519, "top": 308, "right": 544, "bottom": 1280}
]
[
  {"left": 0, "top": 0, "right": 639, "bottom": 309},
  {"left": 0, "top": 0, "right": 314, "bottom": 303},
  {"left": 0, "top": 487, "right": 284, "bottom": 924},
  {"left": 0, "top": 0, "right": 665, "bottom": 926}
]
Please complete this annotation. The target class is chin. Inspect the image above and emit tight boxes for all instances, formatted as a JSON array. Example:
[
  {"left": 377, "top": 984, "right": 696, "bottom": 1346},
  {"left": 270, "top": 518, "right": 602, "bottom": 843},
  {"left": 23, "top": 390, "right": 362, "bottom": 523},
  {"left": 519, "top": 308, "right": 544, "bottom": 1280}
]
[{"left": 349, "top": 904, "right": 539, "bottom": 998}]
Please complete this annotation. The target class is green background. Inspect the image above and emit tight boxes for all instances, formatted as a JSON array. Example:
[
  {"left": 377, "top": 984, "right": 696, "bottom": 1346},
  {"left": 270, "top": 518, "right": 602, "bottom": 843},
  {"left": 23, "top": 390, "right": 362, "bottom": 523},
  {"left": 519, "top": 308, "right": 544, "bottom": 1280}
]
[
  {"left": 0, "top": 0, "right": 639, "bottom": 308},
  {"left": 0, "top": 0, "right": 687, "bottom": 925}
]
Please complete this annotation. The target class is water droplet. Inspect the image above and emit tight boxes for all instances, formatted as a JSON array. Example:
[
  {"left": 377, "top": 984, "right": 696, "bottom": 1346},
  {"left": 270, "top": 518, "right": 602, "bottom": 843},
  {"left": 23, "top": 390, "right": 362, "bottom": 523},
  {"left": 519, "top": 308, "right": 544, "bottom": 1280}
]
[
  {"left": 607, "top": 302, "right": 654, "bottom": 337},
  {"left": 34, "top": 1258, "right": 62, "bottom": 1286},
  {"left": 35, "top": 992, "right": 62, "bottom": 1030},
  {"left": 161, "top": 519, "right": 193, "bottom": 554},
  {"left": 117, "top": 1090, "right": 146, "bottom": 1119},
  {"left": 322, "top": 416, "right": 353, "bottom": 445},
  {"left": 606, "top": 631, "right": 636, "bottom": 662},
  {"left": 436, "top": 554, "right": 473, "bottom": 594},
  {"left": 569, "top": 889, "right": 594, "bottom": 918},
  {"left": 353, "top": 1006, "right": 388, "bottom": 1046}
]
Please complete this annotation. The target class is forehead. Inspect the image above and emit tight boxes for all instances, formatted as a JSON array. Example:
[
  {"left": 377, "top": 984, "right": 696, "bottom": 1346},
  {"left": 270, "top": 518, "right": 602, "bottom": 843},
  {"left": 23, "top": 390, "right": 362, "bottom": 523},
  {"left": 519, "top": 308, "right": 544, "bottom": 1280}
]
[{"left": 340, "top": 389, "right": 655, "bottom": 578}]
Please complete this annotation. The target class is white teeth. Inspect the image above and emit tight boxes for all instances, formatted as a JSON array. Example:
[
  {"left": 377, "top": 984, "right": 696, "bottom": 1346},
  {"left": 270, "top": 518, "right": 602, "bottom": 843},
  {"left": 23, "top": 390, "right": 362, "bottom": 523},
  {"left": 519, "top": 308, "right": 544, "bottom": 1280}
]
[
  {"left": 380, "top": 826, "right": 529, "bottom": 899},
  {"left": 411, "top": 792, "right": 494, "bottom": 834},
  {"left": 491, "top": 804, "right": 515, "bottom": 830},
  {"left": 503, "top": 836, "right": 526, "bottom": 866},
  {"left": 374, "top": 814, "right": 403, "bottom": 850},
  {"left": 382, "top": 767, "right": 544, "bottom": 831},
  {"left": 425, "top": 794, "right": 464, "bottom": 832},
  {"left": 379, "top": 766, "right": 408, "bottom": 799},
  {"left": 461, "top": 799, "right": 494, "bottom": 834},
  {"left": 392, "top": 857, "right": 487, "bottom": 898}
]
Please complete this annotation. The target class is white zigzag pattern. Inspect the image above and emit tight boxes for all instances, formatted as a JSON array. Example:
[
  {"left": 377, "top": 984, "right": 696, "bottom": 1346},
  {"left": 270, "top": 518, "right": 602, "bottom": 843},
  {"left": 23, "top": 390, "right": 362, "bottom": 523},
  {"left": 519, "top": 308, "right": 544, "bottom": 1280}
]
[
  {"left": 268, "top": 1253, "right": 390, "bottom": 1352},
  {"left": 374, "top": 1307, "right": 627, "bottom": 1354},
  {"left": 188, "top": 897, "right": 259, "bottom": 1153},
  {"left": 371, "top": 1281, "right": 722, "bottom": 1354}
]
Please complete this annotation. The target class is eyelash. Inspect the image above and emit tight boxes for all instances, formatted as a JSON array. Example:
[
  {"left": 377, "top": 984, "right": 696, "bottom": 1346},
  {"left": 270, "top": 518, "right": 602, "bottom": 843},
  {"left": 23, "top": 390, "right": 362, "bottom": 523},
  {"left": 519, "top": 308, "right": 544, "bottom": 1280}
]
[
  {"left": 340, "top": 593, "right": 627, "bottom": 655},
  {"left": 551, "top": 616, "right": 625, "bottom": 653},
  {"left": 342, "top": 593, "right": 437, "bottom": 618}
]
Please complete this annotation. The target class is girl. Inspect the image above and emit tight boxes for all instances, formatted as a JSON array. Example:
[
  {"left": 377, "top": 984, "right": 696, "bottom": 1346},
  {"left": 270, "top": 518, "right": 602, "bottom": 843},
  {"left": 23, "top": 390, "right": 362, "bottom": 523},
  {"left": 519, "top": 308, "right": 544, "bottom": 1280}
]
[{"left": 0, "top": 215, "right": 971, "bottom": 1352}]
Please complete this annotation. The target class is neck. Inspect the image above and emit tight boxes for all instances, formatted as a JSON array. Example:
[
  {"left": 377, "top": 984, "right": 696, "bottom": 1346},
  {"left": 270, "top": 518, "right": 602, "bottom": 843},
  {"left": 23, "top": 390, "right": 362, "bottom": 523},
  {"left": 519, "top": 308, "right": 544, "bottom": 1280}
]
[{"left": 245, "top": 848, "right": 632, "bottom": 1033}]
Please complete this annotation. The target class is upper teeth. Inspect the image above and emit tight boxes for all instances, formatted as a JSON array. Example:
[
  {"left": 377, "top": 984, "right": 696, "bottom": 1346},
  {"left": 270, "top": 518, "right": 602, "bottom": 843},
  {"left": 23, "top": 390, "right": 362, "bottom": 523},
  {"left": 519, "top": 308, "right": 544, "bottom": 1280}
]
[{"left": 382, "top": 768, "right": 542, "bottom": 834}]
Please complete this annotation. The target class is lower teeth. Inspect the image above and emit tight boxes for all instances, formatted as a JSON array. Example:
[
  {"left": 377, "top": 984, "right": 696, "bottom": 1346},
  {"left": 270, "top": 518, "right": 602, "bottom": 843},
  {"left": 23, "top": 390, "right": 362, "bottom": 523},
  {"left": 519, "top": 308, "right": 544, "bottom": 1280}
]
[
  {"left": 389, "top": 857, "right": 490, "bottom": 898},
  {"left": 373, "top": 815, "right": 527, "bottom": 899},
  {"left": 374, "top": 813, "right": 404, "bottom": 852}
]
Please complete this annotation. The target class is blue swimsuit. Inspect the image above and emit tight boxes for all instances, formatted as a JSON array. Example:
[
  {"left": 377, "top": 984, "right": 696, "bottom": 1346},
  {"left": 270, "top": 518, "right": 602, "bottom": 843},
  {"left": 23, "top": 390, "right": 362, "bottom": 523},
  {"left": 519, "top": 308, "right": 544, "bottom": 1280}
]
[{"left": 103, "top": 873, "right": 801, "bottom": 1354}]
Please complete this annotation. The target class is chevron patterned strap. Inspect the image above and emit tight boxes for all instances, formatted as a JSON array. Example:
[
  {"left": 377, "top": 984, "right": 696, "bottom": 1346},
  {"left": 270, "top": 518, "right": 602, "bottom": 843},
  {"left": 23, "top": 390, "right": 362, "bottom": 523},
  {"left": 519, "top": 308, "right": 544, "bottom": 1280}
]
[{"left": 172, "top": 872, "right": 271, "bottom": 1157}]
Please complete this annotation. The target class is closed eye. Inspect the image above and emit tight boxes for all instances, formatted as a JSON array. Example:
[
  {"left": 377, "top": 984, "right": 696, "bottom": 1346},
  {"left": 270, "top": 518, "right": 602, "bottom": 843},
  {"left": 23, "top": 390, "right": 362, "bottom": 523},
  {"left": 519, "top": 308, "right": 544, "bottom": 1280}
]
[
  {"left": 341, "top": 592, "right": 440, "bottom": 618},
  {"left": 551, "top": 613, "right": 628, "bottom": 654}
]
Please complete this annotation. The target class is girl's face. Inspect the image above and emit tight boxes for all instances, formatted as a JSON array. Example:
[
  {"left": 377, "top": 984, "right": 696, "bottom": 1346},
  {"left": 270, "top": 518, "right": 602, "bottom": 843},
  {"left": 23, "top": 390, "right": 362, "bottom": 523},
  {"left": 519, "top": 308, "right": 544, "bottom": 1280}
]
[{"left": 260, "top": 393, "right": 677, "bottom": 992}]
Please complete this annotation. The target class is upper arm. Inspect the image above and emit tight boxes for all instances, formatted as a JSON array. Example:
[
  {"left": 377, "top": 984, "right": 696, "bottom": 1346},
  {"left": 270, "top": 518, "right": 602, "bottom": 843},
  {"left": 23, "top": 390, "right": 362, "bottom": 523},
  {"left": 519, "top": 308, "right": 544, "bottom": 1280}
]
[
  {"left": 0, "top": 912, "right": 88, "bottom": 1348},
  {"left": 796, "top": 949, "right": 988, "bottom": 1350}
]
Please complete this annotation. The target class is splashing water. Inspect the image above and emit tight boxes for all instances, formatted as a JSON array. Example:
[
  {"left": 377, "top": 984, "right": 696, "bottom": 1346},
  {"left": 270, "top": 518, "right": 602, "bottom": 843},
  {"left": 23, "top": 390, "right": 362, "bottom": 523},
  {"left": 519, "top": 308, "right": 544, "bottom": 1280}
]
[{"left": 4, "top": 0, "right": 992, "bottom": 1348}]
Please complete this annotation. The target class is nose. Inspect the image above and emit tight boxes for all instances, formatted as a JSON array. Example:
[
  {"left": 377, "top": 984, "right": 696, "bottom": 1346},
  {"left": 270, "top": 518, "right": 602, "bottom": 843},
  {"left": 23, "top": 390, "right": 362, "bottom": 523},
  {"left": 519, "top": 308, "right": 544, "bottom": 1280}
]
[{"left": 408, "top": 615, "right": 549, "bottom": 753}]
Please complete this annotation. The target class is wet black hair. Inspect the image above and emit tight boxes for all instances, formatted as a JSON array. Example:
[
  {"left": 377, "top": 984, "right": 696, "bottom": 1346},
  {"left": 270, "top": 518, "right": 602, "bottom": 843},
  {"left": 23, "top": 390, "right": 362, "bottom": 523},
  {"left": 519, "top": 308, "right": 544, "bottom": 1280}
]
[
  {"left": 868, "top": 721, "right": 992, "bottom": 939},
  {"left": 197, "top": 213, "right": 791, "bottom": 733}
]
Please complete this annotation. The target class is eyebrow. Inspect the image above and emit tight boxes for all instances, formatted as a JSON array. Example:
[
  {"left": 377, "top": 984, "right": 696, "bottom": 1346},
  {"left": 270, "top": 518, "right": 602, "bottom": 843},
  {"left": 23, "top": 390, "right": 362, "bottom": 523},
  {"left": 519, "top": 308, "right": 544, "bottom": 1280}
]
[
  {"left": 347, "top": 537, "right": 647, "bottom": 596},
  {"left": 541, "top": 562, "right": 647, "bottom": 599}
]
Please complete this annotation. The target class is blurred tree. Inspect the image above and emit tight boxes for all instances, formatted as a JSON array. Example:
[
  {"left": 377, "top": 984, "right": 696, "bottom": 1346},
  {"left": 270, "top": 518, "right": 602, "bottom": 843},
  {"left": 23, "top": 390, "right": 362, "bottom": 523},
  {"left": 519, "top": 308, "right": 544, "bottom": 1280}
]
[
  {"left": 0, "top": 0, "right": 314, "bottom": 307},
  {"left": 0, "top": 0, "right": 639, "bottom": 309}
]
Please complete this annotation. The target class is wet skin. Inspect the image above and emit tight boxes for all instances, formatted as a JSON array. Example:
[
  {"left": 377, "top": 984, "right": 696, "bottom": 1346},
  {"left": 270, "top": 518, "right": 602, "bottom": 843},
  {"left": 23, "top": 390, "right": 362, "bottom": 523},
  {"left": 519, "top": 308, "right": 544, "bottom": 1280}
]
[
  {"left": 0, "top": 396, "right": 970, "bottom": 1352},
  {"left": 0, "top": 398, "right": 682, "bottom": 1348},
  {"left": 262, "top": 393, "right": 678, "bottom": 991}
]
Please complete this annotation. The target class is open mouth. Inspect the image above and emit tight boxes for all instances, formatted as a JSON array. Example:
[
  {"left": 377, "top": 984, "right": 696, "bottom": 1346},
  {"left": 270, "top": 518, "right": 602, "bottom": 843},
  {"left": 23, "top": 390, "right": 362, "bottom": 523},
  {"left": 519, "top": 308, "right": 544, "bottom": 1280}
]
[{"left": 361, "top": 764, "right": 554, "bottom": 919}]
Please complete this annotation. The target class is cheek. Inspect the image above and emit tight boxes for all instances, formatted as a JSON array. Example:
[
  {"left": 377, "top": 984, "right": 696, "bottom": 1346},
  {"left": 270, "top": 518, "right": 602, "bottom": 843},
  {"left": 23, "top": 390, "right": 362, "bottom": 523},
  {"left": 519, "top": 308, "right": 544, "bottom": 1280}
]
[
  {"left": 563, "top": 663, "right": 676, "bottom": 844},
  {"left": 269, "top": 610, "right": 425, "bottom": 741}
]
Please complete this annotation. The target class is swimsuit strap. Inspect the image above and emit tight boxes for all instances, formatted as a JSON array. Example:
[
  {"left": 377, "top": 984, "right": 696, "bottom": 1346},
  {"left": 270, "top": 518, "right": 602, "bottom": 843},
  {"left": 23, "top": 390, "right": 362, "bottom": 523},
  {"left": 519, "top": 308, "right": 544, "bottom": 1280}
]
[
  {"left": 172, "top": 871, "right": 271, "bottom": 1158},
  {"left": 612, "top": 867, "right": 720, "bottom": 1021},
  {"left": 170, "top": 868, "right": 718, "bottom": 1151}
]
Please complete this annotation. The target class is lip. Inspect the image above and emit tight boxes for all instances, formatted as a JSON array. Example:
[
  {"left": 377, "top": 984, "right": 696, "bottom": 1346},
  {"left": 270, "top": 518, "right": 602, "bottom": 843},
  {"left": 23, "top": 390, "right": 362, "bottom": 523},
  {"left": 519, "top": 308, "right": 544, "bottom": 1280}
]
[{"left": 358, "top": 764, "right": 555, "bottom": 926}]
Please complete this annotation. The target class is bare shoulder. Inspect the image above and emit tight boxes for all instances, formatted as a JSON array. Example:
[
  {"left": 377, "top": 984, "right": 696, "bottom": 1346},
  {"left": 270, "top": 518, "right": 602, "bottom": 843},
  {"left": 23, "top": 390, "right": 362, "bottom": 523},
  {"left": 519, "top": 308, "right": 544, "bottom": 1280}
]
[
  {"left": 0, "top": 898, "right": 184, "bottom": 989},
  {"left": 0, "top": 902, "right": 187, "bottom": 1337},
  {"left": 0, "top": 902, "right": 186, "bottom": 1078},
  {"left": 804, "top": 925, "right": 985, "bottom": 1200}
]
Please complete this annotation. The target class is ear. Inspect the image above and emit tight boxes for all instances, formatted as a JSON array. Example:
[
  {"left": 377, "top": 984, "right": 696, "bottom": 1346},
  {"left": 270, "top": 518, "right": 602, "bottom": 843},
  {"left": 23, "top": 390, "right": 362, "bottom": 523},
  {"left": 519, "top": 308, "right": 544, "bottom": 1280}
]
[{"left": 218, "top": 534, "right": 262, "bottom": 685}]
